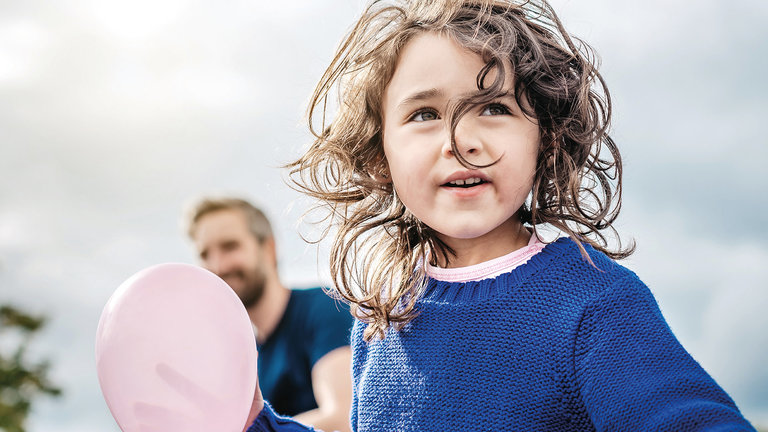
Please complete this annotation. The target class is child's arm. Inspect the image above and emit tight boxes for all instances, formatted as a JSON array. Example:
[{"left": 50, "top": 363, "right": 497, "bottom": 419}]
[
  {"left": 574, "top": 275, "right": 756, "bottom": 431},
  {"left": 245, "top": 401, "right": 317, "bottom": 432},
  {"left": 241, "top": 355, "right": 317, "bottom": 432}
]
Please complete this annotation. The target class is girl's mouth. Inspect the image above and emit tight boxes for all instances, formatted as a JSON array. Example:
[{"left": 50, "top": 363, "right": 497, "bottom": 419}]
[{"left": 442, "top": 177, "right": 488, "bottom": 188}]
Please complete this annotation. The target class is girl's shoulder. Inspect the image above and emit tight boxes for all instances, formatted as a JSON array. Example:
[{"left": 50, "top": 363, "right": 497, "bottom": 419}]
[
  {"left": 418, "top": 236, "right": 643, "bottom": 305},
  {"left": 497, "top": 235, "right": 647, "bottom": 307},
  {"left": 548, "top": 235, "right": 643, "bottom": 278},
  {"left": 543, "top": 237, "right": 655, "bottom": 311}
]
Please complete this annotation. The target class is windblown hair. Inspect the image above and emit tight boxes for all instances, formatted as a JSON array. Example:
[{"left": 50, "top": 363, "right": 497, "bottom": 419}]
[{"left": 288, "top": 0, "right": 634, "bottom": 341}]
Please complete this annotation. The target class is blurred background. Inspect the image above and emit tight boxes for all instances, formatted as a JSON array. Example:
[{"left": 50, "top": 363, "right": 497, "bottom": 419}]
[{"left": 1, "top": 0, "right": 766, "bottom": 430}]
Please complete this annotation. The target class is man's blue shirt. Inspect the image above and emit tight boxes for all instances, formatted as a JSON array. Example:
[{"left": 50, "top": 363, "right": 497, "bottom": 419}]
[{"left": 257, "top": 287, "right": 353, "bottom": 416}]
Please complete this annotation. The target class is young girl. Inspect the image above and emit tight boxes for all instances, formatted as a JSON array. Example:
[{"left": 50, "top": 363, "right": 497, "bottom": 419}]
[{"left": 246, "top": 0, "right": 756, "bottom": 430}]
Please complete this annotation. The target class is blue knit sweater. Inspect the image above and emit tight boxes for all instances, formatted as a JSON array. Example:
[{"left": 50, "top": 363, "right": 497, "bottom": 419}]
[{"left": 248, "top": 237, "right": 755, "bottom": 431}]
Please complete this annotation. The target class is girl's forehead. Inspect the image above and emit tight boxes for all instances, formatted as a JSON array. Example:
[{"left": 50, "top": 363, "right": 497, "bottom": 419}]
[
  {"left": 395, "top": 32, "right": 485, "bottom": 75},
  {"left": 384, "top": 32, "right": 512, "bottom": 107}
]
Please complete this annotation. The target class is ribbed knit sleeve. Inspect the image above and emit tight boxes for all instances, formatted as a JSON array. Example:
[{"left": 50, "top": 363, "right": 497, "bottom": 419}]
[
  {"left": 573, "top": 274, "right": 752, "bottom": 431},
  {"left": 245, "top": 402, "right": 314, "bottom": 432},
  {"left": 349, "top": 319, "right": 366, "bottom": 432}
]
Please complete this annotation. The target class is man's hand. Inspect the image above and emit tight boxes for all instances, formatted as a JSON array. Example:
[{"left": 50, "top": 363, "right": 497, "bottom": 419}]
[{"left": 293, "top": 346, "right": 353, "bottom": 432}]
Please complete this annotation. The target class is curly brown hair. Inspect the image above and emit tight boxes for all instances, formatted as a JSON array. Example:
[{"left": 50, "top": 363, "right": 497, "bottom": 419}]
[{"left": 288, "top": 0, "right": 634, "bottom": 341}]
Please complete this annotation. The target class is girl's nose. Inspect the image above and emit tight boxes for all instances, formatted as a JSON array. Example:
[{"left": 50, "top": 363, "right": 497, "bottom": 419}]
[{"left": 442, "top": 119, "right": 482, "bottom": 159}]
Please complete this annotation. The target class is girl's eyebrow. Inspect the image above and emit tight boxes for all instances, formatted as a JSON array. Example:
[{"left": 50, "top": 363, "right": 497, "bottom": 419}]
[
  {"left": 397, "top": 88, "right": 443, "bottom": 110},
  {"left": 397, "top": 88, "right": 516, "bottom": 111}
]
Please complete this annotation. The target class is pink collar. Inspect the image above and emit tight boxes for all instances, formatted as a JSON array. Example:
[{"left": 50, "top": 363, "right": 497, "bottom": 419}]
[{"left": 426, "top": 234, "right": 546, "bottom": 282}]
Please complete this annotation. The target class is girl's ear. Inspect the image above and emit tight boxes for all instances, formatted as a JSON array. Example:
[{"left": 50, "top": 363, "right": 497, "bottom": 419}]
[
  {"left": 370, "top": 164, "right": 392, "bottom": 184},
  {"left": 368, "top": 158, "right": 392, "bottom": 184}
]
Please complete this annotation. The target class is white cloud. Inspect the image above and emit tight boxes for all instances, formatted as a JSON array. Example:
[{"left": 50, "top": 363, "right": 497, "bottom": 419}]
[
  {"left": 79, "top": 0, "right": 189, "bottom": 43},
  {"left": 0, "top": 19, "right": 52, "bottom": 84},
  {"left": 0, "top": 211, "right": 36, "bottom": 250}
]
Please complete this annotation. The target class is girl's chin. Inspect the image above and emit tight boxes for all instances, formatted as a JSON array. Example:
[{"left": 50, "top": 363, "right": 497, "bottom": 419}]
[{"left": 434, "top": 219, "right": 525, "bottom": 244}]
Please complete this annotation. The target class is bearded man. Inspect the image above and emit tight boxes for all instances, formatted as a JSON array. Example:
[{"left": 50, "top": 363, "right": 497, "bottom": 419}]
[{"left": 185, "top": 197, "right": 352, "bottom": 432}]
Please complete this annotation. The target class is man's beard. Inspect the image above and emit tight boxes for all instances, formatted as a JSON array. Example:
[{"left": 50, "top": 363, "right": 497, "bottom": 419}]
[{"left": 227, "top": 267, "right": 267, "bottom": 309}]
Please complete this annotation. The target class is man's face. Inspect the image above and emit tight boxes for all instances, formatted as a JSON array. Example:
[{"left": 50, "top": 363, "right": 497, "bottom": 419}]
[{"left": 192, "top": 209, "right": 268, "bottom": 309}]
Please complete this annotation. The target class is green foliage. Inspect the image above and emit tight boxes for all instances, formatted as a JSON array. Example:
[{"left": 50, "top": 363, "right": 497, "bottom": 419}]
[{"left": 0, "top": 305, "right": 62, "bottom": 432}]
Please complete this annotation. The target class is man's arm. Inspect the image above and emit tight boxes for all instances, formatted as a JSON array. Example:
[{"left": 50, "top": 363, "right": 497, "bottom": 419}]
[{"left": 293, "top": 346, "right": 353, "bottom": 432}]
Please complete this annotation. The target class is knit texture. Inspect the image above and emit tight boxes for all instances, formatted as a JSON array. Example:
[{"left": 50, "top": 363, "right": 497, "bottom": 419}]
[
  {"left": 247, "top": 402, "right": 316, "bottom": 432},
  {"left": 249, "top": 237, "right": 755, "bottom": 432}
]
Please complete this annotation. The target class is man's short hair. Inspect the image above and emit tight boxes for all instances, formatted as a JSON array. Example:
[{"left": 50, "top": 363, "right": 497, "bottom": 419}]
[{"left": 184, "top": 197, "right": 273, "bottom": 242}]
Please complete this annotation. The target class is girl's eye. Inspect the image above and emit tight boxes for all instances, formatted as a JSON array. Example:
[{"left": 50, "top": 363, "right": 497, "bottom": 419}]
[
  {"left": 481, "top": 103, "right": 511, "bottom": 116},
  {"left": 410, "top": 109, "right": 439, "bottom": 122}
]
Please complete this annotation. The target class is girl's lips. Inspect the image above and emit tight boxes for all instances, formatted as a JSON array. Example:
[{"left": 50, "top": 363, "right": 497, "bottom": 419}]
[
  {"left": 441, "top": 170, "right": 490, "bottom": 185},
  {"left": 441, "top": 177, "right": 487, "bottom": 187},
  {"left": 439, "top": 181, "right": 490, "bottom": 198}
]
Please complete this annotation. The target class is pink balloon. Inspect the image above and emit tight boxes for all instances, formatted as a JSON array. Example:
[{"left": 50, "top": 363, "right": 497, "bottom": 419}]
[{"left": 95, "top": 263, "right": 257, "bottom": 432}]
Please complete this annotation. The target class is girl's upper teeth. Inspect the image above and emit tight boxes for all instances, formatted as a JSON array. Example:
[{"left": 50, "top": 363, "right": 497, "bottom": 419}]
[{"left": 451, "top": 177, "right": 482, "bottom": 185}]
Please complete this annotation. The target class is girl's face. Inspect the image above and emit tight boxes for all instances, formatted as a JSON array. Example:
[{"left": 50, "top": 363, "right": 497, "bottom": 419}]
[{"left": 381, "top": 32, "right": 539, "bottom": 266}]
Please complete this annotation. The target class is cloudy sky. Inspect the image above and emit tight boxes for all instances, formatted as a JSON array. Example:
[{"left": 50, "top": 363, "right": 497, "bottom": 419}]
[{"left": 1, "top": 0, "right": 766, "bottom": 430}]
